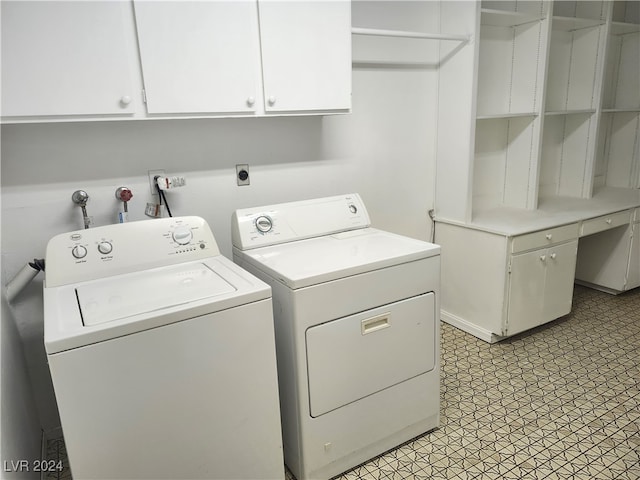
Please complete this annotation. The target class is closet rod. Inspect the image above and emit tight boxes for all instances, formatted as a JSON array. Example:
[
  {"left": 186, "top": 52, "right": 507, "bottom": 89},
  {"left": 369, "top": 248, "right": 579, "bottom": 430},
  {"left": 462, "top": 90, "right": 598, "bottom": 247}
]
[{"left": 351, "top": 27, "right": 469, "bottom": 42}]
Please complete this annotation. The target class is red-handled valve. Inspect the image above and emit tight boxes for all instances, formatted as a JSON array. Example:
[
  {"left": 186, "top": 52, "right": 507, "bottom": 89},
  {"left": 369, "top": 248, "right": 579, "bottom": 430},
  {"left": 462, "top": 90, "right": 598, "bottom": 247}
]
[{"left": 116, "top": 187, "right": 133, "bottom": 203}]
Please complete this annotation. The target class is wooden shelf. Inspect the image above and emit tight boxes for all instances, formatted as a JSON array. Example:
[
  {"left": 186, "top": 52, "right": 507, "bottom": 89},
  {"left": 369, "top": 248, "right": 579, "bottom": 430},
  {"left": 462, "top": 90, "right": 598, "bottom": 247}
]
[
  {"left": 544, "top": 109, "right": 596, "bottom": 116},
  {"left": 480, "top": 9, "right": 544, "bottom": 28},
  {"left": 552, "top": 16, "right": 604, "bottom": 32},
  {"left": 602, "top": 108, "right": 640, "bottom": 114},
  {"left": 476, "top": 112, "right": 538, "bottom": 120},
  {"left": 610, "top": 21, "right": 640, "bottom": 35}
]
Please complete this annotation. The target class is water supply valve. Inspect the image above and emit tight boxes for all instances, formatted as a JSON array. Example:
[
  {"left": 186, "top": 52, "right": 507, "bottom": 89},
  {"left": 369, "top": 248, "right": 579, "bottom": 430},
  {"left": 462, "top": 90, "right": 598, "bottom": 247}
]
[
  {"left": 116, "top": 187, "right": 133, "bottom": 223},
  {"left": 72, "top": 190, "right": 91, "bottom": 229}
]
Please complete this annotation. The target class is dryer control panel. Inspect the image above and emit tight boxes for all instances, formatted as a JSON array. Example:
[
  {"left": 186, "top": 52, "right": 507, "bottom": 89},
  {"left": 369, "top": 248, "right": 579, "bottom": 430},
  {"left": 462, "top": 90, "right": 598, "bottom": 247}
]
[
  {"left": 232, "top": 193, "right": 371, "bottom": 250},
  {"left": 45, "top": 216, "right": 220, "bottom": 287}
]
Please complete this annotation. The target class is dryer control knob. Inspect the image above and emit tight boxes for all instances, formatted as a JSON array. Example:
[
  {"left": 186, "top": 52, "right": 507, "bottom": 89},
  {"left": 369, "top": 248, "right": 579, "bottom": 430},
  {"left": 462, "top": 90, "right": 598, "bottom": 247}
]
[
  {"left": 255, "top": 215, "right": 273, "bottom": 233},
  {"left": 98, "top": 241, "right": 113, "bottom": 255},
  {"left": 72, "top": 245, "right": 87, "bottom": 259},
  {"left": 172, "top": 227, "right": 193, "bottom": 245}
]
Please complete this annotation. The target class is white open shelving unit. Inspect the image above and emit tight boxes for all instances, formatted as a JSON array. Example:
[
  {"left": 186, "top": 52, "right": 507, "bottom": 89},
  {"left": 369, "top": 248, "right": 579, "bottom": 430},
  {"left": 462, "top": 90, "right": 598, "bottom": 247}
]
[
  {"left": 596, "top": 1, "right": 640, "bottom": 191},
  {"left": 435, "top": 0, "right": 640, "bottom": 342},
  {"left": 438, "top": 0, "right": 639, "bottom": 221}
]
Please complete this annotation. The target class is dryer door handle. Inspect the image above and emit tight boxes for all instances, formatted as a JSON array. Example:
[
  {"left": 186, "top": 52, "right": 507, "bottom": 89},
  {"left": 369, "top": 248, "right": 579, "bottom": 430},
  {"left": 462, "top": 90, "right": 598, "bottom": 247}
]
[{"left": 361, "top": 313, "right": 391, "bottom": 335}]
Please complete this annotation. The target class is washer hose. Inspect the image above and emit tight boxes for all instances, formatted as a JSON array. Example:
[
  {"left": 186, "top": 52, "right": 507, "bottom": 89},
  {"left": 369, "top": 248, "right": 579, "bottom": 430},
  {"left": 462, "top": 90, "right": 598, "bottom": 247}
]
[{"left": 5, "top": 259, "right": 45, "bottom": 302}]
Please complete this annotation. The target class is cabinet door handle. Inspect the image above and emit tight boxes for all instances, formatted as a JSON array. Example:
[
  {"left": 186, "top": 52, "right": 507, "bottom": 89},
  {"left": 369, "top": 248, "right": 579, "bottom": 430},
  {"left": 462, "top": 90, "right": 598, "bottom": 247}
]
[
  {"left": 550, "top": 253, "right": 557, "bottom": 260},
  {"left": 539, "top": 255, "right": 546, "bottom": 262}
]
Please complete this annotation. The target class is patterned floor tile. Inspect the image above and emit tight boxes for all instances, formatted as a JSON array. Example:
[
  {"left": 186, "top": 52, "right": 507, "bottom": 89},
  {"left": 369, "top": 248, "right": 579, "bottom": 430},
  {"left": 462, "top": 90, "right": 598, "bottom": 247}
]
[{"left": 44, "top": 286, "right": 639, "bottom": 480}]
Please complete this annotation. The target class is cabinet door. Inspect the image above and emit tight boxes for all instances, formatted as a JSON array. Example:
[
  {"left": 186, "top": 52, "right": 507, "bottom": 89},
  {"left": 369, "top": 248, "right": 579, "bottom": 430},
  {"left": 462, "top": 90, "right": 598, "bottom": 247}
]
[
  {"left": 257, "top": 0, "right": 351, "bottom": 112},
  {"left": 543, "top": 240, "right": 578, "bottom": 321},
  {"left": 133, "top": 1, "right": 260, "bottom": 114},
  {"left": 1, "top": 1, "right": 135, "bottom": 117},
  {"left": 626, "top": 223, "right": 640, "bottom": 290},
  {"left": 507, "top": 249, "right": 547, "bottom": 336}
]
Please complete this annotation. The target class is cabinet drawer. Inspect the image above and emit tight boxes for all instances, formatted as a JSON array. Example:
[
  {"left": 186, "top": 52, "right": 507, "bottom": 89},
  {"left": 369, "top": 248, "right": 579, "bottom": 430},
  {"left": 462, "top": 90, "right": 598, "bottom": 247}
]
[
  {"left": 511, "top": 223, "right": 579, "bottom": 253},
  {"left": 580, "top": 210, "right": 631, "bottom": 237},
  {"left": 633, "top": 207, "right": 640, "bottom": 223}
]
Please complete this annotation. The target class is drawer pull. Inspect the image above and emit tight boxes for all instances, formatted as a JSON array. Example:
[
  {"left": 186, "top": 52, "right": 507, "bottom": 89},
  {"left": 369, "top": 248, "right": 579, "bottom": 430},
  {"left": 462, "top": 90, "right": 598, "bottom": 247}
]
[
  {"left": 545, "top": 234, "right": 552, "bottom": 240},
  {"left": 361, "top": 313, "right": 391, "bottom": 335},
  {"left": 606, "top": 219, "right": 612, "bottom": 225}
]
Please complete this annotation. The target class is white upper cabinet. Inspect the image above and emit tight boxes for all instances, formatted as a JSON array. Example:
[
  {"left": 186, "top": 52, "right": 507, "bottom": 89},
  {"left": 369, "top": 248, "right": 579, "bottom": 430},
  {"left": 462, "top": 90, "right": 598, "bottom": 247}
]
[
  {"left": 133, "top": 1, "right": 261, "bottom": 115},
  {"left": 1, "top": 0, "right": 351, "bottom": 122},
  {"left": 1, "top": 1, "right": 136, "bottom": 118},
  {"left": 257, "top": 0, "right": 351, "bottom": 113}
]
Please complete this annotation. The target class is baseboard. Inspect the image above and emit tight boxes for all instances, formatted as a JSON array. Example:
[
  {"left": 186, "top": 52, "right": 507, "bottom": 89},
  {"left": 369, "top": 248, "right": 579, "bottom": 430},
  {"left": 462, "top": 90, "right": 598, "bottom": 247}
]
[
  {"left": 441, "top": 310, "right": 505, "bottom": 343},
  {"left": 575, "top": 280, "right": 624, "bottom": 295}
]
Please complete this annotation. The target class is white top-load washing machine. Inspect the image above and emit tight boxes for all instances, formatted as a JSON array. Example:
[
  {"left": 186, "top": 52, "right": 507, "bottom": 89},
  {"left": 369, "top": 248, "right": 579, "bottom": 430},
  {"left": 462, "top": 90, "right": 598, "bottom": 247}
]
[
  {"left": 44, "top": 216, "right": 284, "bottom": 479},
  {"left": 231, "top": 194, "right": 441, "bottom": 480}
]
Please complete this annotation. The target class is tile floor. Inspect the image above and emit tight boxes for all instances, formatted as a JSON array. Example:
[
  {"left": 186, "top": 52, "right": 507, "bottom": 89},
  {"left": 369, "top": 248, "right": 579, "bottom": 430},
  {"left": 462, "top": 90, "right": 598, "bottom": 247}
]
[
  {"left": 45, "top": 436, "right": 71, "bottom": 480},
  {"left": 49, "top": 285, "right": 639, "bottom": 480}
]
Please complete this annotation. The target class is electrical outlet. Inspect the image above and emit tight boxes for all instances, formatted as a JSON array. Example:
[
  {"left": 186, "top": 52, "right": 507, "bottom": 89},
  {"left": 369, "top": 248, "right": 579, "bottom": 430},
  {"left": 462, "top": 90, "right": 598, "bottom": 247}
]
[
  {"left": 236, "top": 164, "right": 250, "bottom": 186},
  {"left": 148, "top": 169, "right": 165, "bottom": 195}
]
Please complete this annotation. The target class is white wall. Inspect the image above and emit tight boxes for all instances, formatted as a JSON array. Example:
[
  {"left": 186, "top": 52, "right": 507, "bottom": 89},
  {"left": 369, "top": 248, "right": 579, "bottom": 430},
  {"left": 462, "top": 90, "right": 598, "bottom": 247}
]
[
  {"left": 1, "top": 1, "right": 441, "bottom": 432},
  {"left": 1, "top": 295, "right": 42, "bottom": 479}
]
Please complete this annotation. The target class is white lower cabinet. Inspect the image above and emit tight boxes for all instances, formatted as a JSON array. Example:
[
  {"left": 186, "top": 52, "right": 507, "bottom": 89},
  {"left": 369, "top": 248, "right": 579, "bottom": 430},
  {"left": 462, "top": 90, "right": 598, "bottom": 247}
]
[
  {"left": 575, "top": 208, "right": 639, "bottom": 293},
  {"left": 507, "top": 240, "right": 578, "bottom": 336},
  {"left": 436, "top": 221, "right": 580, "bottom": 342}
]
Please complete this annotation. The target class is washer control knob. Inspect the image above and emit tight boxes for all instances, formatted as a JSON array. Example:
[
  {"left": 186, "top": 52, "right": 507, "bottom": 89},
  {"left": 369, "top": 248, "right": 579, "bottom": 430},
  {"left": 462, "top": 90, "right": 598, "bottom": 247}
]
[
  {"left": 255, "top": 215, "right": 273, "bottom": 233},
  {"left": 98, "top": 241, "right": 113, "bottom": 255},
  {"left": 348, "top": 204, "right": 358, "bottom": 214},
  {"left": 72, "top": 245, "right": 88, "bottom": 259},
  {"left": 172, "top": 227, "right": 193, "bottom": 245}
]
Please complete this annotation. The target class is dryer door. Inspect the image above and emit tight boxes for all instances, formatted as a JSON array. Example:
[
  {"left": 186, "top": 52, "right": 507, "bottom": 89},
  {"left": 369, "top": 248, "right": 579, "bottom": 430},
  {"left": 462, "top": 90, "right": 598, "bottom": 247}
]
[{"left": 305, "top": 292, "right": 435, "bottom": 417}]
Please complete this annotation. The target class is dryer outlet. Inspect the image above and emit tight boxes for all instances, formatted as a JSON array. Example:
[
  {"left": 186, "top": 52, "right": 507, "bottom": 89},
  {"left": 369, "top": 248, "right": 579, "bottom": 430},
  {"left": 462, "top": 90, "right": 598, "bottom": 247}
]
[{"left": 236, "top": 164, "right": 250, "bottom": 186}]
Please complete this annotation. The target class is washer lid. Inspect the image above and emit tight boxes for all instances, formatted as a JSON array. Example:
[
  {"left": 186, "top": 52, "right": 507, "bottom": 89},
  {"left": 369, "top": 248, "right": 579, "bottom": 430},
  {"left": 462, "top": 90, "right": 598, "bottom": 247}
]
[
  {"left": 44, "top": 256, "right": 271, "bottom": 354},
  {"left": 236, "top": 228, "right": 440, "bottom": 289},
  {"left": 76, "top": 263, "right": 235, "bottom": 326}
]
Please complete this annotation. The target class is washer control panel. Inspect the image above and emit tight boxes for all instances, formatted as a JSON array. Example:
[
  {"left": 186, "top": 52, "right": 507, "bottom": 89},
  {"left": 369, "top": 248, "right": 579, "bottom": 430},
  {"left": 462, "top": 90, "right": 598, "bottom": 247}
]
[
  {"left": 232, "top": 193, "right": 371, "bottom": 250},
  {"left": 45, "top": 216, "right": 220, "bottom": 287}
]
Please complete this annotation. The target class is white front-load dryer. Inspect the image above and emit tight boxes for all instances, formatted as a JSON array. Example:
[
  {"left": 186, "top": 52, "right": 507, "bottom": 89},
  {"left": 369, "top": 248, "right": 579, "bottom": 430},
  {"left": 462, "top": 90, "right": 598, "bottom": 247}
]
[
  {"left": 231, "top": 194, "right": 441, "bottom": 480},
  {"left": 44, "top": 216, "right": 284, "bottom": 479}
]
